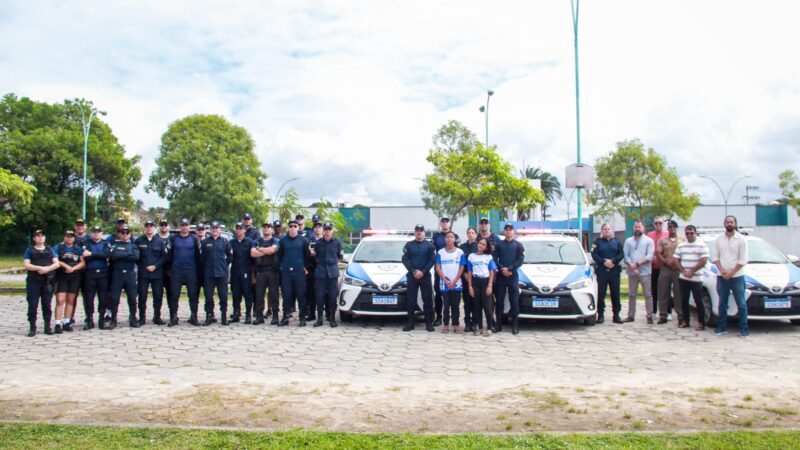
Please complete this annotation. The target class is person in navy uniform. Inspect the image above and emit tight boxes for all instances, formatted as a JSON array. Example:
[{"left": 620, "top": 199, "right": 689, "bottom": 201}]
[
  {"left": 102, "top": 217, "right": 130, "bottom": 325},
  {"left": 493, "top": 223, "right": 524, "bottom": 334},
  {"left": 277, "top": 220, "right": 312, "bottom": 326},
  {"left": 591, "top": 223, "right": 625, "bottom": 324},
  {"left": 312, "top": 222, "right": 343, "bottom": 327},
  {"left": 195, "top": 223, "right": 208, "bottom": 313},
  {"left": 305, "top": 220, "right": 323, "bottom": 321},
  {"left": 242, "top": 213, "right": 262, "bottom": 241},
  {"left": 135, "top": 220, "right": 168, "bottom": 326},
  {"left": 430, "top": 217, "right": 460, "bottom": 326},
  {"left": 477, "top": 217, "right": 502, "bottom": 248},
  {"left": 53, "top": 230, "right": 85, "bottom": 333},
  {"left": 158, "top": 219, "right": 173, "bottom": 322},
  {"left": 23, "top": 230, "right": 59, "bottom": 337},
  {"left": 168, "top": 218, "right": 201, "bottom": 326},
  {"left": 230, "top": 222, "right": 255, "bottom": 324},
  {"left": 251, "top": 222, "right": 280, "bottom": 325},
  {"left": 109, "top": 225, "right": 140, "bottom": 329},
  {"left": 202, "top": 221, "right": 232, "bottom": 326},
  {"left": 71, "top": 218, "right": 89, "bottom": 326},
  {"left": 82, "top": 225, "right": 111, "bottom": 329},
  {"left": 401, "top": 224, "right": 437, "bottom": 332}
]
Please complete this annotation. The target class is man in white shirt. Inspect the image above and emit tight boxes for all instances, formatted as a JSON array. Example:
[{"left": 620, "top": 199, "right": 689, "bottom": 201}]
[{"left": 712, "top": 216, "right": 749, "bottom": 338}]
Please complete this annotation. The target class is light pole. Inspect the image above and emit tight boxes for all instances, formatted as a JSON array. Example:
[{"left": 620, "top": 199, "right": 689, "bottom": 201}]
[
  {"left": 570, "top": 0, "right": 584, "bottom": 242},
  {"left": 73, "top": 100, "right": 107, "bottom": 222},
  {"left": 478, "top": 89, "right": 494, "bottom": 148},
  {"left": 699, "top": 175, "right": 751, "bottom": 216}
]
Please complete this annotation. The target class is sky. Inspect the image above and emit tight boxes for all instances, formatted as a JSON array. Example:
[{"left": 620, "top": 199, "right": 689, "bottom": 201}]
[{"left": 1, "top": 1, "right": 799, "bottom": 219}]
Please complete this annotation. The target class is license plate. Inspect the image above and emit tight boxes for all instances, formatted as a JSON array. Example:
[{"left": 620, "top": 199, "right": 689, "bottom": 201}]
[
  {"left": 532, "top": 299, "right": 559, "bottom": 308},
  {"left": 764, "top": 298, "right": 791, "bottom": 309},
  {"left": 373, "top": 295, "right": 398, "bottom": 305}
]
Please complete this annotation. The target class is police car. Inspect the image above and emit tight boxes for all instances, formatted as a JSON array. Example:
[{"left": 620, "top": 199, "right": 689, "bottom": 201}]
[
  {"left": 338, "top": 230, "right": 425, "bottom": 322},
  {"left": 504, "top": 230, "right": 598, "bottom": 325},
  {"left": 689, "top": 230, "right": 800, "bottom": 326}
]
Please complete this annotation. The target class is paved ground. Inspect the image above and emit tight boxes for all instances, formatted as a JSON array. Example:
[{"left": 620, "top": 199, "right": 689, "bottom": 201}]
[{"left": 1, "top": 293, "right": 799, "bottom": 433}]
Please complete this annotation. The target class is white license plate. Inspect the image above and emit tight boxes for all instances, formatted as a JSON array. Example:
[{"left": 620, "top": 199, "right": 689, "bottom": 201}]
[
  {"left": 764, "top": 299, "right": 791, "bottom": 309},
  {"left": 373, "top": 295, "right": 398, "bottom": 305},
  {"left": 532, "top": 299, "right": 559, "bottom": 308}
]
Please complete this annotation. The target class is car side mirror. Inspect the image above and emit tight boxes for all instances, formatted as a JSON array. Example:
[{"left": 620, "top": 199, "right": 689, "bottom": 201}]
[
  {"left": 343, "top": 254, "right": 352, "bottom": 263},
  {"left": 585, "top": 252, "right": 595, "bottom": 266},
  {"left": 787, "top": 254, "right": 799, "bottom": 264}
]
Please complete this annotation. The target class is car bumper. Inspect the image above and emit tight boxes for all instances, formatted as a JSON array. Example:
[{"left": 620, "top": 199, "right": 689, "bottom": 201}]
[
  {"left": 338, "top": 285, "right": 419, "bottom": 316},
  {"left": 745, "top": 293, "right": 800, "bottom": 320},
  {"left": 516, "top": 287, "right": 596, "bottom": 320}
]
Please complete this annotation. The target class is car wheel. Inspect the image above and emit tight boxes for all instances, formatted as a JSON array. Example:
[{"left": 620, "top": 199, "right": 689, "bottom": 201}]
[
  {"left": 584, "top": 314, "right": 597, "bottom": 326},
  {"left": 791, "top": 319, "right": 800, "bottom": 326},
  {"left": 339, "top": 310, "right": 354, "bottom": 323},
  {"left": 702, "top": 289, "right": 717, "bottom": 327}
]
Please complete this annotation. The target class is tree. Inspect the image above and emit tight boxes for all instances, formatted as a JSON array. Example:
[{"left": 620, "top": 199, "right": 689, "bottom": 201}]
[
  {"left": 267, "top": 186, "right": 305, "bottom": 226},
  {"left": 420, "top": 122, "right": 544, "bottom": 220},
  {"left": 0, "top": 168, "right": 36, "bottom": 226},
  {"left": 779, "top": 169, "right": 800, "bottom": 215},
  {"left": 146, "top": 114, "right": 267, "bottom": 225},
  {"left": 520, "top": 165, "right": 562, "bottom": 220},
  {"left": 588, "top": 139, "right": 699, "bottom": 220},
  {"left": 310, "top": 197, "right": 365, "bottom": 250},
  {"left": 0, "top": 93, "right": 141, "bottom": 249}
]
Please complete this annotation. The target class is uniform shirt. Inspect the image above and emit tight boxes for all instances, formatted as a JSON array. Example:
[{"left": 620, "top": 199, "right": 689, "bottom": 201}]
[
  {"left": 170, "top": 234, "right": 199, "bottom": 271},
  {"left": 314, "top": 237, "right": 343, "bottom": 279},
  {"left": 493, "top": 238, "right": 524, "bottom": 272},
  {"left": 202, "top": 235, "right": 232, "bottom": 278},
  {"left": 657, "top": 235, "right": 684, "bottom": 271},
  {"left": 402, "top": 239, "right": 436, "bottom": 274},
  {"left": 479, "top": 232, "right": 502, "bottom": 248},
  {"left": 278, "top": 234, "right": 311, "bottom": 272},
  {"left": 713, "top": 231, "right": 748, "bottom": 278},
  {"left": 110, "top": 240, "right": 140, "bottom": 271},
  {"left": 230, "top": 237, "right": 254, "bottom": 276},
  {"left": 674, "top": 240, "right": 709, "bottom": 282},
  {"left": 24, "top": 245, "right": 56, "bottom": 280},
  {"left": 84, "top": 239, "right": 111, "bottom": 272},
  {"left": 73, "top": 233, "right": 88, "bottom": 249},
  {"left": 623, "top": 235, "right": 655, "bottom": 277},
  {"left": 646, "top": 230, "right": 669, "bottom": 269},
  {"left": 253, "top": 237, "right": 280, "bottom": 270},
  {"left": 591, "top": 237, "right": 624, "bottom": 276},
  {"left": 460, "top": 240, "right": 478, "bottom": 260},
  {"left": 158, "top": 233, "right": 173, "bottom": 271},
  {"left": 54, "top": 243, "right": 84, "bottom": 280},
  {"left": 431, "top": 231, "right": 461, "bottom": 251},
  {"left": 245, "top": 227, "right": 261, "bottom": 242},
  {"left": 436, "top": 247, "right": 466, "bottom": 292},
  {"left": 468, "top": 253, "right": 497, "bottom": 279},
  {"left": 135, "top": 234, "right": 167, "bottom": 279}
]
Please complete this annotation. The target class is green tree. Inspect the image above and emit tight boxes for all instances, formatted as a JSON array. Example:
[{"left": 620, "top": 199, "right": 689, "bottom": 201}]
[
  {"left": 146, "top": 114, "right": 267, "bottom": 225},
  {"left": 311, "top": 197, "right": 365, "bottom": 251},
  {"left": 0, "top": 168, "right": 37, "bottom": 226},
  {"left": 779, "top": 169, "right": 800, "bottom": 215},
  {"left": 588, "top": 139, "right": 699, "bottom": 220},
  {"left": 267, "top": 186, "right": 305, "bottom": 226},
  {"left": 520, "top": 165, "right": 562, "bottom": 220},
  {"left": 420, "top": 122, "right": 544, "bottom": 220},
  {"left": 0, "top": 93, "right": 141, "bottom": 249}
]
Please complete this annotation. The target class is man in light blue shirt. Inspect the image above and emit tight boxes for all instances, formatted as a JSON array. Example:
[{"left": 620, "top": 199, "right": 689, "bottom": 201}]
[{"left": 623, "top": 219, "right": 655, "bottom": 323}]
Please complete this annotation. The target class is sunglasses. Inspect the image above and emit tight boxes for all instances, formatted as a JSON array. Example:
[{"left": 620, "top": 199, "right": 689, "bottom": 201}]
[
  {"left": 654, "top": 221, "right": 663, "bottom": 225},
  {"left": 685, "top": 231, "right": 696, "bottom": 235},
  {"left": 121, "top": 231, "right": 131, "bottom": 235},
  {"left": 289, "top": 225, "right": 299, "bottom": 229}
]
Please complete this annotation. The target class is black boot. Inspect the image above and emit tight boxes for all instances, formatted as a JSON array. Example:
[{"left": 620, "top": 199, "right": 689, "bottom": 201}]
[
  {"left": 221, "top": 311, "right": 229, "bottom": 326},
  {"left": 253, "top": 313, "right": 265, "bottom": 325},
  {"left": 98, "top": 315, "right": 106, "bottom": 330},
  {"left": 402, "top": 314, "right": 415, "bottom": 332},
  {"left": 613, "top": 314, "right": 624, "bottom": 324},
  {"left": 511, "top": 316, "right": 519, "bottom": 335},
  {"left": 83, "top": 318, "right": 95, "bottom": 330},
  {"left": 203, "top": 315, "right": 214, "bottom": 326},
  {"left": 313, "top": 317, "right": 324, "bottom": 327},
  {"left": 230, "top": 312, "right": 240, "bottom": 323},
  {"left": 129, "top": 316, "right": 141, "bottom": 328},
  {"left": 596, "top": 313, "right": 605, "bottom": 324},
  {"left": 330, "top": 318, "right": 338, "bottom": 328},
  {"left": 433, "top": 315, "right": 442, "bottom": 327},
  {"left": 44, "top": 321, "right": 53, "bottom": 335},
  {"left": 27, "top": 323, "right": 36, "bottom": 337},
  {"left": 107, "top": 319, "right": 117, "bottom": 330},
  {"left": 62, "top": 321, "right": 73, "bottom": 332},
  {"left": 244, "top": 314, "right": 252, "bottom": 325},
  {"left": 279, "top": 314, "right": 290, "bottom": 326},
  {"left": 153, "top": 314, "right": 166, "bottom": 325},
  {"left": 188, "top": 313, "right": 200, "bottom": 326},
  {"left": 271, "top": 311, "right": 279, "bottom": 325},
  {"left": 168, "top": 314, "right": 179, "bottom": 327},
  {"left": 299, "top": 317, "right": 307, "bottom": 327},
  {"left": 307, "top": 309, "right": 316, "bottom": 321},
  {"left": 54, "top": 323, "right": 63, "bottom": 334},
  {"left": 425, "top": 313, "right": 434, "bottom": 332}
]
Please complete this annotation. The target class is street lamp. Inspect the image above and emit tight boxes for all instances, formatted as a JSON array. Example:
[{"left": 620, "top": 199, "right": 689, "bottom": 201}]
[
  {"left": 267, "top": 177, "right": 299, "bottom": 221},
  {"left": 478, "top": 89, "right": 494, "bottom": 148},
  {"left": 72, "top": 100, "right": 107, "bottom": 222},
  {"left": 699, "top": 175, "right": 751, "bottom": 216},
  {"left": 570, "top": 0, "right": 585, "bottom": 242}
]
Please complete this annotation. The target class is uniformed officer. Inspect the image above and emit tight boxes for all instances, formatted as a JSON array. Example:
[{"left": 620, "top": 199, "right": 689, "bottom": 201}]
[
  {"left": 135, "top": 220, "right": 168, "bottom": 326},
  {"left": 157, "top": 219, "right": 173, "bottom": 320},
  {"left": 478, "top": 217, "right": 502, "bottom": 247},
  {"left": 277, "top": 220, "right": 312, "bottom": 326},
  {"left": 431, "top": 217, "right": 460, "bottom": 326},
  {"left": 591, "top": 223, "right": 625, "bottom": 324},
  {"left": 305, "top": 220, "right": 323, "bottom": 321},
  {"left": 242, "top": 213, "right": 262, "bottom": 241},
  {"left": 202, "top": 221, "right": 232, "bottom": 326},
  {"left": 103, "top": 217, "right": 130, "bottom": 325},
  {"left": 296, "top": 214, "right": 311, "bottom": 239},
  {"left": 82, "top": 225, "right": 111, "bottom": 329},
  {"left": 493, "top": 223, "right": 524, "bottom": 334},
  {"left": 168, "top": 218, "right": 201, "bottom": 326},
  {"left": 53, "top": 230, "right": 85, "bottom": 333},
  {"left": 23, "top": 230, "right": 59, "bottom": 336},
  {"left": 230, "top": 222, "right": 255, "bottom": 323},
  {"left": 401, "top": 224, "right": 436, "bottom": 332},
  {"left": 195, "top": 223, "right": 209, "bottom": 320},
  {"left": 109, "top": 225, "right": 140, "bottom": 329},
  {"left": 71, "top": 218, "right": 89, "bottom": 326},
  {"left": 313, "top": 222, "right": 343, "bottom": 327},
  {"left": 251, "top": 222, "right": 280, "bottom": 325}
]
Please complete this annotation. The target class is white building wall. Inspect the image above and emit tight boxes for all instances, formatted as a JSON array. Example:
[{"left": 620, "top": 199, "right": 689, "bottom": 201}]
[{"left": 683, "top": 205, "right": 756, "bottom": 228}]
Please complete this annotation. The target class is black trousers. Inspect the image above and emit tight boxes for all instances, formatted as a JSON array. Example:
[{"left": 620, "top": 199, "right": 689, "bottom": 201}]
[
  {"left": 137, "top": 275, "right": 164, "bottom": 319},
  {"left": 433, "top": 272, "right": 443, "bottom": 318},
  {"left": 472, "top": 277, "right": 493, "bottom": 330},
  {"left": 204, "top": 276, "right": 228, "bottom": 316},
  {"left": 84, "top": 270, "right": 108, "bottom": 319},
  {"left": 163, "top": 269, "right": 173, "bottom": 315},
  {"left": 230, "top": 271, "right": 253, "bottom": 317},
  {"left": 679, "top": 278, "right": 705, "bottom": 326},
  {"left": 495, "top": 272, "right": 520, "bottom": 322},
  {"left": 75, "top": 271, "right": 86, "bottom": 320},
  {"left": 281, "top": 269, "right": 306, "bottom": 316},
  {"left": 305, "top": 271, "right": 316, "bottom": 316},
  {"left": 315, "top": 276, "right": 338, "bottom": 319},
  {"left": 597, "top": 272, "right": 621, "bottom": 316},
  {"left": 442, "top": 291, "right": 461, "bottom": 326},
  {"left": 406, "top": 272, "right": 433, "bottom": 315},
  {"left": 255, "top": 269, "right": 280, "bottom": 317},
  {"left": 26, "top": 277, "right": 53, "bottom": 325},
  {"left": 171, "top": 268, "right": 199, "bottom": 317},
  {"left": 461, "top": 275, "right": 474, "bottom": 327},
  {"left": 110, "top": 269, "right": 137, "bottom": 319}
]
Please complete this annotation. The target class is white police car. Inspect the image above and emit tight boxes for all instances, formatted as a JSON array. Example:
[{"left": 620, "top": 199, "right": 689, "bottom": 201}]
[
  {"left": 688, "top": 231, "right": 800, "bottom": 326},
  {"left": 505, "top": 230, "right": 598, "bottom": 325},
  {"left": 338, "top": 231, "right": 424, "bottom": 321}
]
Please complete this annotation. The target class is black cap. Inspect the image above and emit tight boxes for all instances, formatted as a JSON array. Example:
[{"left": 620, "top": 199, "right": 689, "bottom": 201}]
[
  {"left": 196, "top": 223, "right": 206, "bottom": 230},
  {"left": 242, "top": 213, "right": 252, "bottom": 219},
  {"left": 295, "top": 214, "right": 305, "bottom": 220},
  {"left": 74, "top": 218, "right": 85, "bottom": 225},
  {"left": 120, "top": 225, "right": 131, "bottom": 233},
  {"left": 312, "top": 214, "right": 321, "bottom": 223},
  {"left": 210, "top": 221, "right": 221, "bottom": 228},
  {"left": 323, "top": 222, "right": 333, "bottom": 229},
  {"left": 262, "top": 222, "right": 272, "bottom": 228},
  {"left": 159, "top": 220, "right": 169, "bottom": 226},
  {"left": 440, "top": 217, "right": 450, "bottom": 222},
  {"left": 33, "top": 229, "right": 45, "bottom": 236},
  {"left": 116, "top": 217, "right": 126, "bottom": 223},
  {"left": 503, "top": 222, "right": 514, "bottom": 230},
  {"left": 313, "top": 221, "right": 323, "bottom": 228},
  {"left": 414, "top": 224, "right": 425, "bottom": 231},
  {"left": 64, "top": 230, "right": 75, "bottom": 236},
  {"left": 479, "top": 217, "right": 489, "bottom": 224},
  {"left": 91, "top": 225, "right": 102, "bottom": 232},
  {"left": 180, "top": 218, "right": 190, "bottom": 225},
  {"left": 235, "top": 222, "right": 244, "bottom": 229},
  {"left": 144, "top": 220, "right": 155, "bottom": 226},
  {"left": 272, "top": 220, "right": 282, "bottom": 228},
  {"left": 288, "top": 220, "right": 298, "bottom": 226}
]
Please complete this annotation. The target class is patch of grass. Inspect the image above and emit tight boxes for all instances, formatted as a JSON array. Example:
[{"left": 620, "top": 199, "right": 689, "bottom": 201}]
[
  {"left": 743, "top": 394, "right": 753, "bottom": 402},
  {"left": 623, "top": 412, "right": 632, "bottom": 420},
  {"left": 632, "top": 421, "right": 645, "bottom": 430},
  {"left": 703, "top": 387, "right": 723, "bottom": 395},
  {"left": 505, "top": 423, "right": 514, "bottom": 431},
  {"left": 763, "top": 407, "right": 796, "bottom": 417},
  {"left": 0, "top": 254, "right": 22, "bottom": 270},
  {"left": 619, "top": 391, "right": 629, "bottom": 397},
  {"left": 496, "top": 414, "right": 508, "bottom": 421},
  {"left": 518, "top": 389, "right": 569, "bottom": 410},
  {"left": 574, "top": 387, "right": 585, "bottom": 393}
]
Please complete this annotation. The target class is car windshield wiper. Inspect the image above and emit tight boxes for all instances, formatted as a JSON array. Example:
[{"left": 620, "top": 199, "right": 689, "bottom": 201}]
[
  {"left": 747, "top": 260, "right": 781, "bottom": 264},
  {"left": 527, "top": 261, "right": 574, "bottom": 265},
  {"left": 355, "top": 259, "right": 398, "bottom": 263}
]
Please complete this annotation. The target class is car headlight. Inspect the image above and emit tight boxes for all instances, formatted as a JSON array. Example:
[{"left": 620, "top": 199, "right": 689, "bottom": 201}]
[
  {"left": 519, "top": 282, "right": 529, "bottom": 289},
  {"left": 343, "top": 275, "right": 366, "bottom": 287},
  {"left": 793, "top": 281, "right": 800, "bottom": 290},
  {"left": 567, "top": 278, "right": 592, "bottom": 290},
  {"left": 745, "top": 282, "right": 757, "bottom": 290}
]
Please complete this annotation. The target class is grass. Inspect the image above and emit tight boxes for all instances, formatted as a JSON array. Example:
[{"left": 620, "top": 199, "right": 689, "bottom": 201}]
[
  {"left": 1, "top": 423, "right": 800, "bottom": 449},
  {"left": 0, "top": 254, "right": 22, "bottom": 270}
]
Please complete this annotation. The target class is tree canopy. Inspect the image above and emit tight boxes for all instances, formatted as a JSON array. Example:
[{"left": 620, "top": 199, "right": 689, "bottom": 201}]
[
  {"left": 520, "top": 165, "right": 562, "bottom": 220},
  {"left": 0, "top": 168, "right": 36, "bottom": 227},
  {"left": 146, "top": 114, "right": 267, "bottom": 225},
  {"left": 779, "top": 169, "right": 800, "bottom": 215}
]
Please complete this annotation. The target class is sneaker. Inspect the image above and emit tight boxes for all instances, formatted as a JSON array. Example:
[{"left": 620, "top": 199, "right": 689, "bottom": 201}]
[
  {"left": 740, "top": 330, "right": 750, "bottom": 339},
  {"left": 667, "top": 313, "right": 673, "bottom": 321},
  {"left": 713, "top": 329, "right": 727, "bottom": 336}
]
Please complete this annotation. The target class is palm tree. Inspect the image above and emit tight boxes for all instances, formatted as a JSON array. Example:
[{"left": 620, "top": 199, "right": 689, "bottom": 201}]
[{"left": 520, "top": 166, "right": 563, "bottom": 221}]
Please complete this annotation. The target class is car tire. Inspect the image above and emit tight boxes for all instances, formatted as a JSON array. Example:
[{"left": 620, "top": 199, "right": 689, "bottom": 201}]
[
  {"left": 702, "top": 289, "right": 717, "bottom": 327},
  {"left": 339, "top": 310, "right": 354, "bottom": 323},
  {"left": 791, "top": 319, "right": 800, "bottom": 326},
  {"left": 584, "top": 315, "right": 597, "bottom": 326}
]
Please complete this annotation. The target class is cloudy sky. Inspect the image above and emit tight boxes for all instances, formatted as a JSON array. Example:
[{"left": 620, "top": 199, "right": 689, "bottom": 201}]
[{"left": 2, "top": 1, "right": 798, "bottom": 218}]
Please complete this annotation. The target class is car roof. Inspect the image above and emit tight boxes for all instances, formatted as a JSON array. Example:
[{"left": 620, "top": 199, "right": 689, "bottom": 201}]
[
  {"left": 517, "top": 234, "right": 580, "bottom": 243},
  {"left": 359, "top": 235, "right": 413, "bottom": 242}
]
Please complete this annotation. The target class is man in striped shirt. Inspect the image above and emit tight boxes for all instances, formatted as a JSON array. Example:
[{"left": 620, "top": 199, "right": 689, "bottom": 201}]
[{"left": 673, "top": 225, "right": 709, "bottom": 330}]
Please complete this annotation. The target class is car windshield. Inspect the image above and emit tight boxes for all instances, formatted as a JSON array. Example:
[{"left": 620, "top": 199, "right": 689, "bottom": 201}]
[
  {"left": 522, "top": 240, "right": 586, "bottom": 265},
  {"left": 353, "top": 240, "right": 407, "bottom": 263},
  {"left": 747, "top": 239, "right": 787, "bottom": 264}
]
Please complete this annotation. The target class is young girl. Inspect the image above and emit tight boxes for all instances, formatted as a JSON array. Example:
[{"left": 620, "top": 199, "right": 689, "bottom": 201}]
[
  {"left": 435, "top": 231, "right": 466, "bottom": 334},
  {"left": 460, "top": 227, "right": 478, "bottom": 332},
  {"left": 467, "top": 237, "right": 497, "bottom": 336}
]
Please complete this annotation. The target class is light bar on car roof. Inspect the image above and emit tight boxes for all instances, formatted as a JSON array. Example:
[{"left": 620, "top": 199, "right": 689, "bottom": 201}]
[
  {"left": 516, "top": 229, "right": 580, "bottom": 236},
  {"left": 362, "top": 229, "right": 416, "bottom": 236}
]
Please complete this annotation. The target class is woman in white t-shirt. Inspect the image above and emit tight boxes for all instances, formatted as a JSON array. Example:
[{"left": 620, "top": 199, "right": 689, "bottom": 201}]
[
  {"left": 435, "top": 231, "right": 467, "bottom": 333},
  {"left": 467, "top": 237, "right": 497, "bottom": 336}
]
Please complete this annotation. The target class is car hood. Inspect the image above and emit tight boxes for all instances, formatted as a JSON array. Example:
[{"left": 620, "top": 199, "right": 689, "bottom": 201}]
[
  {"left": 518, "top": 264, "right": 591, "bottom": 290},
  {"left": 345, "top": 262, "right": 407, "bottom": 285},
  {"left": 710, "top": 263, "right": 800, "bottom": 290}
]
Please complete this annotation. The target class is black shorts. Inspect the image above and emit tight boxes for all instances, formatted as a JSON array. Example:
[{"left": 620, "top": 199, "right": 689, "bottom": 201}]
[{"left": 56, "top": 278, "right": 81, "bottom": 294}]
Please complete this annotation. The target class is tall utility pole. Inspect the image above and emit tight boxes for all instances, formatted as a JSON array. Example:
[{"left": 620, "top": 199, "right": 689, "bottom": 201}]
[
  {"left": 73, "top": 100, "right": 107, "bottom": 222},
  {"left": 478, "top": 89, "right": 495, "bottom": 148},
  {"left": 743, "top": 185, "right": 760, "bottom": 205},
  {"left": 570, "top": 0, "right": 583, "bottom": 241}
]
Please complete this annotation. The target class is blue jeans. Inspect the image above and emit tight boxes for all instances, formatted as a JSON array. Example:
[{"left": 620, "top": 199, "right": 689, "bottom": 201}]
[{"left": 716, "top": 275, "right": 748, "bottom": 333}]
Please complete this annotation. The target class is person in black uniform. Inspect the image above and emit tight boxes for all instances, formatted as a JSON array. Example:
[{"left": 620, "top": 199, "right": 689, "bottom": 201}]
[
  {"left": 195, "top": 223, "right": 207, "bottom": 313},
  {"left": 251, "top": 222, "right": 280, "bottom": 325},
  {"left": 168, "top": 218, "right": 201, "bottom": 326},
  {"left": 202, "top": 221, "right": 232, "bottom": 326},
  {"left": 478, "top": 217, "right": 502, "bottom": 247},
  {"left": 82, "top": 225, "right": 111, "bottom": 329},
  {"left": 158, "top": 219, "right": 173, "bottom": 320},
  {"left": 431, "top": 217, "right": 459, "bottom": 326},
  {"left": 313, "top": 222, "right": 343, "bottom": 327},
  {"left": 460, "top": 227, "right": 479, "bottom": 332},
  {"left": 71, "top": 218, "right": 88, "bottom": 327},
  {"left": 109, "top": 225, "right": 140, "bottom": 329},
  {"left": 242, "top": 213, "right": 262, "bottom": 241},
  {"left": 103, "top": 217, "right": 130, "bottom": 325},
  {"left": 401, "top": 224, "right": 436, "bottom": 332},
  {"left": 230, "top": 222, "right": 255, "bottom": 323},
  {"left": 305, "top": 220, "right": 323, "bottom": 321},
  {"left": 278, "top": 220, "right": 312, "bottom": 326},
  {"left": 591, "top": 223, "right": 625, "bottom": 324},
  {"left": 493, "top": 223, "right": 524, "bottom": 334},
  {"left": 23, "top": 230, "right": 59, "bottom": 336},
  {"left": 135, "top": 220, "right": 168, "bottom": 326}
]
